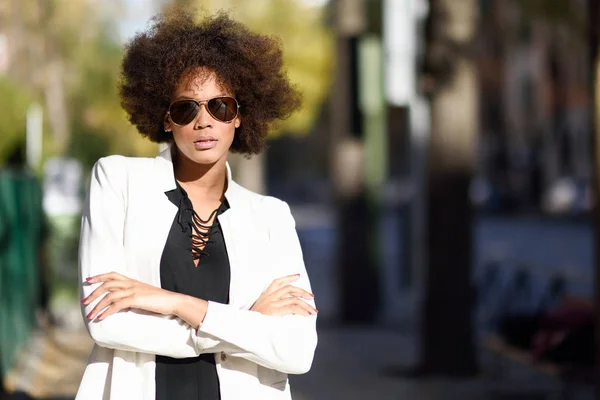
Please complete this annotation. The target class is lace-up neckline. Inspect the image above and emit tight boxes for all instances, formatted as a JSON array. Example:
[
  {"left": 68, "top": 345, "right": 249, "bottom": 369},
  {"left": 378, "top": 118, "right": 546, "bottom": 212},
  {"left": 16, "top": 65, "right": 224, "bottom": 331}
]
[{"left": 173, "top": 182, "right": 228, "bottom": 267}]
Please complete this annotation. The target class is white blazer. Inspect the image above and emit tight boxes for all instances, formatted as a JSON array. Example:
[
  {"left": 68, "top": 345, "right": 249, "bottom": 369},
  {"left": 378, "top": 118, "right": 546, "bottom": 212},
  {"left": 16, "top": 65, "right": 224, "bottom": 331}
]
[{"left": 76, "top": 145, "right": 318, "bottom": 400}]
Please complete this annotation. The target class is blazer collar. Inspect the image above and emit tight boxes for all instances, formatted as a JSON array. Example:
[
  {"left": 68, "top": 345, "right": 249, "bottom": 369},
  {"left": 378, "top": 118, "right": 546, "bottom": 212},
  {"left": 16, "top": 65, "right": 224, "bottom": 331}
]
[{"left": 152, "top": 143, "right": 242, "bottom": 209}]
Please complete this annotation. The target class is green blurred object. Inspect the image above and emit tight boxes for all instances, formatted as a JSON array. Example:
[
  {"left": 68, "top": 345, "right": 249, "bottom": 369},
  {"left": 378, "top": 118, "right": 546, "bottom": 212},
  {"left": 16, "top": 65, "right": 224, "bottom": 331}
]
[{"left": 0, "top": 166, "right": 46, "bottom": 379}]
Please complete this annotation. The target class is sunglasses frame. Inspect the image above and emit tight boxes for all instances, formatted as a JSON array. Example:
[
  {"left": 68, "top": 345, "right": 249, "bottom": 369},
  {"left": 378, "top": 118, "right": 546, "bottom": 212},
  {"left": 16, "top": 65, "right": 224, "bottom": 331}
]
[{"left": 166, "top": 96, "right": 240, "bottom": 126}]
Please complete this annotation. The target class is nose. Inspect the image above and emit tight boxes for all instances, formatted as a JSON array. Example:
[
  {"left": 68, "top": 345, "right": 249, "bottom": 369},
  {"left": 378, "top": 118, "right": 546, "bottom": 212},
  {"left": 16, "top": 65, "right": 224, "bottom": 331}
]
[{"left": 193, "top": 103, "right": 212, "bottom": 129}]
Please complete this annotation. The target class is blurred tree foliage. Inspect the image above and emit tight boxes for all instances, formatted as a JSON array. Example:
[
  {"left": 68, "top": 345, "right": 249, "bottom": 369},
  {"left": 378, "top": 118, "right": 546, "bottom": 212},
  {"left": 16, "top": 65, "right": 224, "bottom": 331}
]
[
  {"left": 67, "top": 16, "right": 158, "bottom": 169},
  {"left": 162, "top": 0, "right": 334, "bottom": 137},
  {"left": 0, "top": 78, "right": 32, "bottom": 161},
  {"left": 0, "top": 0, "right": 157, "bottom": 169}
]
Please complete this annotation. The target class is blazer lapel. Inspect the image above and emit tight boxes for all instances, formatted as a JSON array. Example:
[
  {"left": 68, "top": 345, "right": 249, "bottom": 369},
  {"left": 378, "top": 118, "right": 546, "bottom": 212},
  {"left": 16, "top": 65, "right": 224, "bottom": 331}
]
[
  {"left": 219, "top": 204, "right": 264, "bottom": 309},
  {"left": 133, "top": 147, "right": 179, "bottom": 287},
  {"left": 143, "top": 193, "right": 178, "bottom": 287},
  {"left": 217, "top": 209, "right": 240, "bottom": 305}
]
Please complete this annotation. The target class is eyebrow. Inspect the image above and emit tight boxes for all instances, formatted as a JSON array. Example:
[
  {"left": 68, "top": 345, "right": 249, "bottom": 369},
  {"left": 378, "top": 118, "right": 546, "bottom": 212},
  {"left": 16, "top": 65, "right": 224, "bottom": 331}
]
[{"left": 173, "top": 93, "right": 228, "bottom": 101}]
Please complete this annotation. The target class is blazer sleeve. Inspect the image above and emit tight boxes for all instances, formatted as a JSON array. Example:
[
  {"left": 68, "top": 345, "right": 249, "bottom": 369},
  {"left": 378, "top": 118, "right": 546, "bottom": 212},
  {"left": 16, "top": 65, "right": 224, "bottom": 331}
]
[
  {"left": 79, "top": 156, "right": 233, "bottom": 358},
  {"left": 198, "top": 198, "right": 318, "bottom": 374}
]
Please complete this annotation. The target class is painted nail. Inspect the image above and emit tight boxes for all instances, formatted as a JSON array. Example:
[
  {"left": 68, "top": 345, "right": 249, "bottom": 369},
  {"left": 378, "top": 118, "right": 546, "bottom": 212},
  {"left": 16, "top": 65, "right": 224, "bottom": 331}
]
[
  {"left": 97, "top": 313, "right": 104, "bottom": 320},
  {"left": 86, "top": 277, "right": 93, "bottom": 282},
  {"left": 86, "top": 312, "right": 93, "bottom": 319},
  {"left": 310, "top": 294, "right": 315, "bottom": 298},
  {"left": 81, "top": 298, "right": 87, "bottom": 304}
]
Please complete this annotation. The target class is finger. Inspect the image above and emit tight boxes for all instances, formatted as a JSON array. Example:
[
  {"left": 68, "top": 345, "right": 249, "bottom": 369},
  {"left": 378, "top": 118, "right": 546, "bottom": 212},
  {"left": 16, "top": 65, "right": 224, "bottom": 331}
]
[
  {"left": 96, "top": 299, "right": 132, "bottom": 321},
  {"left": 276, "top": 304, "right": 310, "bottom": 317},
  {"left": 272, "top": 284, "right": 314, "bottom": 301},
  {"left": 83, "top": 281, "right": 131, "bottom": 305},
  {"left": 87, "top": 290, "right": 133, "bottom": 320},
  {"left": 290, "top": 304, "right": 312, "bottom": 316},
  {"left": 266, "top": 274, "right": 300, "bottom": 294},
  {"left": 87, "top": 290, "right": 125, "bottom": 320},
  {"left": 275, "top": 297, "right": 317, "bottom": 315},
  {"left": 292, "top": 300, "right": 318, "bottom": 316},
  {"left": 281, "top": 286, "right": 315, "bottom": 300},
  {"left": 86, "top": 271, "right": 127, "bottom": 284},
  {"left": 278, "top": 303, "right": 312, "bottom": 317}
]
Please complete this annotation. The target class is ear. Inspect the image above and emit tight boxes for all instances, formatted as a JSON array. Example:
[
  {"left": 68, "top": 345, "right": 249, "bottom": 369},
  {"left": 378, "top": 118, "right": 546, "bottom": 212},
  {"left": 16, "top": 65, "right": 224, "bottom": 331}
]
[
  {"left": 234, "top": 115, "right": 241, "bottom": 129},
  {"left": 163, "top": 113, "right": 172, "bottom": 132}
]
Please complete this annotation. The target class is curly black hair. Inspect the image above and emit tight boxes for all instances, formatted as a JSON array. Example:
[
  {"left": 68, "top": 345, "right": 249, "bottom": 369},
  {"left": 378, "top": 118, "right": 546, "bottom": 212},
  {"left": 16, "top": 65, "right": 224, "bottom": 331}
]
[{"left": 119, "top": 9, "right": 302, "bottom": 154}]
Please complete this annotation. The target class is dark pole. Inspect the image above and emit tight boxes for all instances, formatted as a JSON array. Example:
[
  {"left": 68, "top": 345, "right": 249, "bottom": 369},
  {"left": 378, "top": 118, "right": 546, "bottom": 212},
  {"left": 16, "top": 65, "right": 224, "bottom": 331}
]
[{"left": 419, "top": 0, "right": 478, "bottom": 376}]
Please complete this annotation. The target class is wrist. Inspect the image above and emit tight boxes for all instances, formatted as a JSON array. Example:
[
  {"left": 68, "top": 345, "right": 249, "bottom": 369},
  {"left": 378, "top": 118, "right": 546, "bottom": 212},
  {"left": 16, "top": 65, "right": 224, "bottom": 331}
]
[
  {"left": 173, "top": 293, "right": 209, "bottom": 328},
  {"left": 169, "top": 292, "right": 186, "bottom": 316}
]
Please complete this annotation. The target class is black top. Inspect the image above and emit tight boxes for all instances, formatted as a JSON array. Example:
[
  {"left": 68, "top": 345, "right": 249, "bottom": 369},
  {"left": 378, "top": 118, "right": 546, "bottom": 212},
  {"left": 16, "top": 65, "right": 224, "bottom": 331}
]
[{"left": 155, "top": 182, "right": 231, "bottom": 400}]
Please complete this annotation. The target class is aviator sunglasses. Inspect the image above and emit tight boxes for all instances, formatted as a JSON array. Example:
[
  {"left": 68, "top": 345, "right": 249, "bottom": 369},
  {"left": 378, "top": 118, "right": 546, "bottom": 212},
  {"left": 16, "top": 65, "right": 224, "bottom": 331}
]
[{"left": 167, "top": 96, "right": 240, "bottom": 126}]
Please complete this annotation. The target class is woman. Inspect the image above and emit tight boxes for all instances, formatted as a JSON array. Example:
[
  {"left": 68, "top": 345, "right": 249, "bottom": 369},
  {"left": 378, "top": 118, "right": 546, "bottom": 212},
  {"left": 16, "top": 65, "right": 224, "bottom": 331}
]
[{"left": 76, "top": 9, "right": 317, "bottom": 400}]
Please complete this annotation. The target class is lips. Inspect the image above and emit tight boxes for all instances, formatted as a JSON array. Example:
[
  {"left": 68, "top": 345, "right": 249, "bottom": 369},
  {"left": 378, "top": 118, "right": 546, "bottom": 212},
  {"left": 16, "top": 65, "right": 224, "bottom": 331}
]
[
  {"left": 193, "top": 137, "right": 218, "bottom": 150},
  {"left": 194, "top": 136, "right": 217, "bottom": 143}
]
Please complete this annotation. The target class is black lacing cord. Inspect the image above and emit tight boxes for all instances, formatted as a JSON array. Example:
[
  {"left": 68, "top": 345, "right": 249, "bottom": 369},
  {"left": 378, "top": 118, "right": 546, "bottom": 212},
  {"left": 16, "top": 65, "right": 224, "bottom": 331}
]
[{"left": 176, "top": 195, "right": 221, "bottom": 261}]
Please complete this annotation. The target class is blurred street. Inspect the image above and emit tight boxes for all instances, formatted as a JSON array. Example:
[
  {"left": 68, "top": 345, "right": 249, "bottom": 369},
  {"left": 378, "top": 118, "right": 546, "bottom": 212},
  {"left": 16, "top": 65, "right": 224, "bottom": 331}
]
[
  {"left": 292, "top": 327, "right": 594, "bottom": 400},
  {"left": 5, "top": 321, "right": 595, "bottom": 400}
]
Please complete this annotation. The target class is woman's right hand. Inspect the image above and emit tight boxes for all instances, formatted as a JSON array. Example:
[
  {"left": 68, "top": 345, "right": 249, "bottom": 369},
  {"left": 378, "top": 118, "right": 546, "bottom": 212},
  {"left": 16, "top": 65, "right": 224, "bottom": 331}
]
[{"left": 250, "top": 274, "right": 317, "bottom": 316}]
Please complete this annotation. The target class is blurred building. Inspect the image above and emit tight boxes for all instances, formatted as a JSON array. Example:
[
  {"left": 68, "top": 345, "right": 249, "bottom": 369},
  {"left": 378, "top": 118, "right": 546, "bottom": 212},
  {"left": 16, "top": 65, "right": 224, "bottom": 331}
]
[{"left": 477, "top": 0, "right": 592, "bottom": 214}]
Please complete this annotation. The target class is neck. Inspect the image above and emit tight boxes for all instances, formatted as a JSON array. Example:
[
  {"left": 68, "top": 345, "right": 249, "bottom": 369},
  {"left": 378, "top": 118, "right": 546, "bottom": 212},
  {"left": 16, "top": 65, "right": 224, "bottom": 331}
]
[{"left": 172, "top": 147, "right": 227, "bottom": 201}]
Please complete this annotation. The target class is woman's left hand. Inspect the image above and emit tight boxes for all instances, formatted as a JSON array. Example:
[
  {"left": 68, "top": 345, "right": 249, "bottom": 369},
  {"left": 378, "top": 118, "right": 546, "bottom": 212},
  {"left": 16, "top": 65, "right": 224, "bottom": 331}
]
[{"left": 83, "top": 272, "right": 180, "bottom": 321}]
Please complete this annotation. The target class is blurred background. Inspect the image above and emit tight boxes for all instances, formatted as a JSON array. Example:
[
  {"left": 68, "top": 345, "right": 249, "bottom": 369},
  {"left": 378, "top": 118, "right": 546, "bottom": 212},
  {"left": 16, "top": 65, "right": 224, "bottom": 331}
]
[{"left": 0, "top": 0, "right": 599, "bottom": 399}]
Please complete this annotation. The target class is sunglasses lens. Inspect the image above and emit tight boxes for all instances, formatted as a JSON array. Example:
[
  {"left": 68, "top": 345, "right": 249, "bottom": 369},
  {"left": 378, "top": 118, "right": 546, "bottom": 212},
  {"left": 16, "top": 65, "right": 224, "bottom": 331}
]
[
  {"left": 169, "top": 100, "right": 199, "bottom": 125},
  {"left": 207, "top": 97, "right": 238, "bottom": 122}
]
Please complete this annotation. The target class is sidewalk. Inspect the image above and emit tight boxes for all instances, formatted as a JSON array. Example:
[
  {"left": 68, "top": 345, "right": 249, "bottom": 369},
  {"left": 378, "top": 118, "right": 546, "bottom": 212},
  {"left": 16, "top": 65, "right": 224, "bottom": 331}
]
[
  {"left": 4, "top": 328, "right": 92, "bottom": 399},
  {"left": 291, "top": 326, "right": 594, "bottom": 400}
]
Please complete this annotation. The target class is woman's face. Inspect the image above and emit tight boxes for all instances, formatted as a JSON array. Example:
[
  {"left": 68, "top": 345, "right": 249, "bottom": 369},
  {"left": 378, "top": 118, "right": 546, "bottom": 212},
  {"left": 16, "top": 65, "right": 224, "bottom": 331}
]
[{"left": 164, "top": 69, "right": 240, "bottom": 166}]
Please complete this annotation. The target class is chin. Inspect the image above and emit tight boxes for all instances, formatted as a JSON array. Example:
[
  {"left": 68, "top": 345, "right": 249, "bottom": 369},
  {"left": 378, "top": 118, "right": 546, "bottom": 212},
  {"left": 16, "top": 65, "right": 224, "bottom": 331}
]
[{"left": 185, "top": 148, "right": 226, "bottom": 166}]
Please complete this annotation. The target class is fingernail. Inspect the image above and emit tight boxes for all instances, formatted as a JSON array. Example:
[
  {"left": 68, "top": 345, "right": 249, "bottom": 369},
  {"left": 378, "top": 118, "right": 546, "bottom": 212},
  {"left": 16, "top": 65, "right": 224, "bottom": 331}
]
[
  {"left": 97, "top": 314, "right": 104, "bottom": 320},
  {"left": 86, "top": 277, "right": 93, "bottom": 282},
  {"left": 86, "top": 312, "right": 93, "bottom": 319},
  {"left": 310, "top": 293, "right": 315, "bottom": 298},
  {"left": 81, "top": 298, "right": 87, "bottom": 304},
  {"left": 295, "top": 274, "right": 300, "bottom": 277}
]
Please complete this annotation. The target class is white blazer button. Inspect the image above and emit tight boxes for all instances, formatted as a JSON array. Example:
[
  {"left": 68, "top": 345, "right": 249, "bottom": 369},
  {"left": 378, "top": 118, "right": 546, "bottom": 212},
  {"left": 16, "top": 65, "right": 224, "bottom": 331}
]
[{"left": 220, "top": 352, "right": 227, "bottom": 362}]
